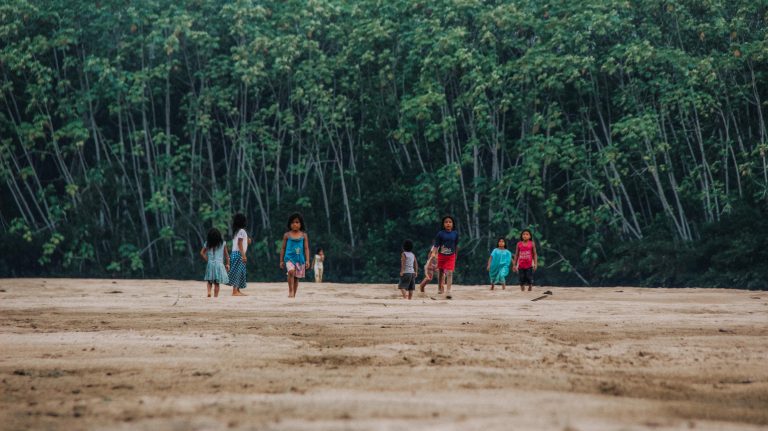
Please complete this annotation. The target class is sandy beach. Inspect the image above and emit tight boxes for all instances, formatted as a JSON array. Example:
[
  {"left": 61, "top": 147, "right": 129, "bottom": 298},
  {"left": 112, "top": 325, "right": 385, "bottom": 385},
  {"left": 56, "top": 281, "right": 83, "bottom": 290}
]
[{"left": 1, "top": 278, "right": 766, "bottom": 430}]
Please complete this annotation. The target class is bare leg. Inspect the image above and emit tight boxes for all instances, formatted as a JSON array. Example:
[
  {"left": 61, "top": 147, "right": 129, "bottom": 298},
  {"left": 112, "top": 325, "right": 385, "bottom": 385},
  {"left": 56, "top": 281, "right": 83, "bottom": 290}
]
[
  {"left": 407, "top": 290, "right": 413, "bottom": 300},
  {"left": 213, "top": 283, "right": 220, "bottom": 297},
  {"left": 490, "top": 283, "right": 494, "bottom": 291},
  {"left": 207, "top": 282, "right": 212, "bottom": 297},
  {"left": 293, "top": 277, "right": 300, "bottom": 297},
  {"left": 501, "top": 283, "right": 506, "bottom": 290},
  {"left": 400, "top": 288, "right": 407, "bottom": 299},
  {"left": 528, "top": 284, "right": 532, "bottom": 291},
  {"left": 445, "top": 272, "right": 453, "bottom": 299},
  {"left": 419, "top": 276, "right": 429, "bottom": 292},
  {"left": 438, "top": 270, "right": 445, "bottom": 294},
  {"left": 287, "top": 271, "right": 295, "bottom": 297}
]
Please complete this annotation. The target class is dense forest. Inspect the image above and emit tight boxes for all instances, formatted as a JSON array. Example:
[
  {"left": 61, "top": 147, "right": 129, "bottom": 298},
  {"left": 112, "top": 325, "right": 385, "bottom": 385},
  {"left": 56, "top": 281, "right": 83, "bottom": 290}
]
[{"left": 1, "top": 0, "right": 767, "bottom": 288}]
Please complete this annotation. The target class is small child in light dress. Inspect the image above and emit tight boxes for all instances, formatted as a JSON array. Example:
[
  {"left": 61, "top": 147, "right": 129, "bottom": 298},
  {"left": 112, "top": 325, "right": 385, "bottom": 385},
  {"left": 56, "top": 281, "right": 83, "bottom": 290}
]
[
  {"left": 200, "top": 228, "right": 230, "bottom": 298},
  {"left": 398, "top": 240, "right": 419, "bottom": 300},
  {"left": 418, "top": 248, "right": 438, "bottom": 293},
  {"left": 312, "top": 247, "right": 325, "bottom": 283}
]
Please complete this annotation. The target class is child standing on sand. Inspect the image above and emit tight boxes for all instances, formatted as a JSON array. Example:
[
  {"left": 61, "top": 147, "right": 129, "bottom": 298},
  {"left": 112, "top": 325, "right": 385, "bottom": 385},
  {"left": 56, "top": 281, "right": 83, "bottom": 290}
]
[
  {"left": 433, "top": 215, "right": 459, "bottom": 300},
  {"left": 200, "top": 228, "right": 230, "bottom": 297},
  {"left": 418, "top": 247, "right": 438, "bottom": 293},
  {"left": 227, "top": 213, "right": 251, "bottom": 296},
  {"left": 280, "top": 213, "right": 310, "bottom": 298},
  {"left": 398, "top": 240, "right": 419, "bottom": 300},
  {"left": 487, "top": 237, "right": 512, "bottom": 290},
  {"left": 512, "top": 229, "right": 538, "bottom": 291},
  {"left": 312, "top": 247, "right": 325, "bottom": 283}
]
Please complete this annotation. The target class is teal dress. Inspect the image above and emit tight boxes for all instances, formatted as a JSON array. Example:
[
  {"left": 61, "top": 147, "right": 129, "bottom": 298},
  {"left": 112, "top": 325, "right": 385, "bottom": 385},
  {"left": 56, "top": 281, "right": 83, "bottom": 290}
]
[
  {"left": 284, "top": 235, "right": 306, "bottom": 264},
  {"left": 204, "top": 245, "right": 229, "bottom": 284},
  {"left": 489, "top": 248, "right": 512, "bottom": 284}
]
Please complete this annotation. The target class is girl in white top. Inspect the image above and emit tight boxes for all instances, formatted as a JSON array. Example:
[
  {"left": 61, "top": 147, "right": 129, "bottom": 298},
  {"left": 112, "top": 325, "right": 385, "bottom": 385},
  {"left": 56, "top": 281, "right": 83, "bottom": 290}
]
[
  {"left": 227, "top": 213, "right": 251, "bottom": 296},
  {"left": 312, "top": 247, "right": 325, "bottom": 283}
]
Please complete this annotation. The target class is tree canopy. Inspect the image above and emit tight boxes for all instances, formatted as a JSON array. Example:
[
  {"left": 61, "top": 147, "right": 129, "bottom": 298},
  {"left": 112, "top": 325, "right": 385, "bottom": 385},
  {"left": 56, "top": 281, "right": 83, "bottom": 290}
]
[{"left": 1, "top": 0, "right": 767, "bottom": 288}]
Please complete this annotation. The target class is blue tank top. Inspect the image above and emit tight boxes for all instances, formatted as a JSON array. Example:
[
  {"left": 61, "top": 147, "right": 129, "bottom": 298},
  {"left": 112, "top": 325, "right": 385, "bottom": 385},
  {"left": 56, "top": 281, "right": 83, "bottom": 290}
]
[{"left": 284, "top": 235, "right": 306, "bottom": 264}]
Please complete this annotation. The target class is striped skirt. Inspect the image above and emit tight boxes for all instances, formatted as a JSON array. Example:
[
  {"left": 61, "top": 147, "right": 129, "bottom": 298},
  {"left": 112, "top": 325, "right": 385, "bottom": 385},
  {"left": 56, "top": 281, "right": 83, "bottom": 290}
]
[{"left": 228, "top": 251, "right": 247, "bottom": 289}]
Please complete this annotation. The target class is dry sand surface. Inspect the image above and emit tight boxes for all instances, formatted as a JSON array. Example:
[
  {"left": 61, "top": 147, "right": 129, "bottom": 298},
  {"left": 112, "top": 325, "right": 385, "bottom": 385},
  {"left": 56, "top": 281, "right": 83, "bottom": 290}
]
[{"left": 0, "top": 278, "right": 766, "bottom": 431}]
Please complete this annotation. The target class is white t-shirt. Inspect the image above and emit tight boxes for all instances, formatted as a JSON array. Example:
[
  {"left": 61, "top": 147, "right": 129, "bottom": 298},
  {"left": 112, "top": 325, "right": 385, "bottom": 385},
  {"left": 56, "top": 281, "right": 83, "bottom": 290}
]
[{"left": 233, "top": 229, "right": 248, "bottom": 254}]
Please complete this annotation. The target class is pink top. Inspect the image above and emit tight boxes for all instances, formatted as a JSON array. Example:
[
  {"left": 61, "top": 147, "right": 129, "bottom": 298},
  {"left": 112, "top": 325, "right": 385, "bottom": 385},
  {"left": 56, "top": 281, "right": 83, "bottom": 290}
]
[{"left": 516, "top": 241, "right": 534, "bottom": 269}]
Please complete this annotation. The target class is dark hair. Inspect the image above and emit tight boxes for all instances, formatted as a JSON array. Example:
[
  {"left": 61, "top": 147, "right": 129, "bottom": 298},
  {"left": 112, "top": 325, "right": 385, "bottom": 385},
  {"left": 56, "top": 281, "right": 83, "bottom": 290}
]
[
  {"left": 496, "top": 237, "right": 507, "bottom": 248},
  {"left": 520, "top": 229, "right": 533, "bottom": 240},
  {"left": 287, "top": 213, "right": 306, "bottom": 231},
  {"left": 441, "top": 215, "right": 455, "bottom": 230},
  {"left": 402, "top": 239, "right": 414, "bottom": 252},
  {"left": 206, "top": 228, "right": 223, "bottom": 250},
  {"left": 316, "top": 247, "right": 323, "bottom": 254},
  {"left": 232, "top": 213, "right": 247, "bottom": 233}
]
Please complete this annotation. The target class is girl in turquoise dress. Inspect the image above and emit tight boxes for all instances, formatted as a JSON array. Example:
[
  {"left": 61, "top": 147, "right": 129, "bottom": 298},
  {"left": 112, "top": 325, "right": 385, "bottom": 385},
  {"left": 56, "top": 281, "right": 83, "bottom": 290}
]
[
  {"left": 280, "top": 213, "right": 310, "bottom": 298},
  {"left": 486, "top": 237, "right": 512, "bottom": 290},
  {"left": 200, "top": 228, "right": 230, "bottom": 297}
]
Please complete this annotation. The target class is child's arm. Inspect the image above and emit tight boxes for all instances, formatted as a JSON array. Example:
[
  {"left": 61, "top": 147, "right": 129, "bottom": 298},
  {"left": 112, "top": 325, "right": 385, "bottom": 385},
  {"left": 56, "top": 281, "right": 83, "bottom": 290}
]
[
  {"left": 487, "top": 255, "right": 492, "bottom": 271},
  {"left": 414, "top": 256, "right": 419, "bottom": 276},
  {"left": 279, "top": 233, "right": 287, "bottom": 269},
  {"left": 200, "top": 247, "right": 208, "bottom": 262},
  {"left": 238, "top": 238, "right": 246, "bottom": 262},
  {"left": 400, "top": 252, "right": 405, "bottom": 277},
  {"left": 512, "top": 244, "right": 519, "bottom": 272},
  {"left": 433, "top": 234, "right": 442, "bottom": 254},
  {"left": 304, "top": 233, "right": 311, "bottom": 269},
  {"left": 224, "top": 244, "right": 230, "bottom": 271},
  {"left": 532, "top": 242, "right": 538, "bottom": 270}
]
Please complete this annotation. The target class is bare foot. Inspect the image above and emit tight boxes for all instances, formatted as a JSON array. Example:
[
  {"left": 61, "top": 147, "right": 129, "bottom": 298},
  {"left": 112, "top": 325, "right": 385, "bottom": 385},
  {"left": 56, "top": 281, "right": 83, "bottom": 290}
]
[{"left": 528, "top": 286, "right": 532, "bottom": 291}]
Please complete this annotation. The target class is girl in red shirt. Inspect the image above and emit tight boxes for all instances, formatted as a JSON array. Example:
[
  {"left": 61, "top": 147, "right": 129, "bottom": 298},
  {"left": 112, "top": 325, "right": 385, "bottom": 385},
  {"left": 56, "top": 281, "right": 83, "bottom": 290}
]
[{"left": 512, "top": 229, "right": 538, "bottom": 291}]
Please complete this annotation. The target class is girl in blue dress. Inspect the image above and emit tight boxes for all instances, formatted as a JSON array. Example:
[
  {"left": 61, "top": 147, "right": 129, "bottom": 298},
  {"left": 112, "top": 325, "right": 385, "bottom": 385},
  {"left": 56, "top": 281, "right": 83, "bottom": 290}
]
[
  {"left": 280, "top": 213, "right": 310, "bottom": 298},
  {"left": 200, "top": 228, "right": 230, "bottom": 297},
  {"left": 486, "top": 237, "right": 512, "bottom": 290}
]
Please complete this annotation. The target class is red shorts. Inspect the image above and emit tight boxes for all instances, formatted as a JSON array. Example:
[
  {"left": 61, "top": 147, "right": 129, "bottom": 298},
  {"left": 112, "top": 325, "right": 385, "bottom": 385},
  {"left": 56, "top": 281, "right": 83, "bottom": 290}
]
[{"left": 437, "top": 253, "right": 456, "bottom": 271}]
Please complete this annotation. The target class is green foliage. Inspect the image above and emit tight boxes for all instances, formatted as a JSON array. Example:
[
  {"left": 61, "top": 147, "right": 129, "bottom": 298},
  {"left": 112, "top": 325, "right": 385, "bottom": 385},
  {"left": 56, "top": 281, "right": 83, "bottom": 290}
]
[{"left": 1, "top": 0, "right": 767, "bottom": 288}]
